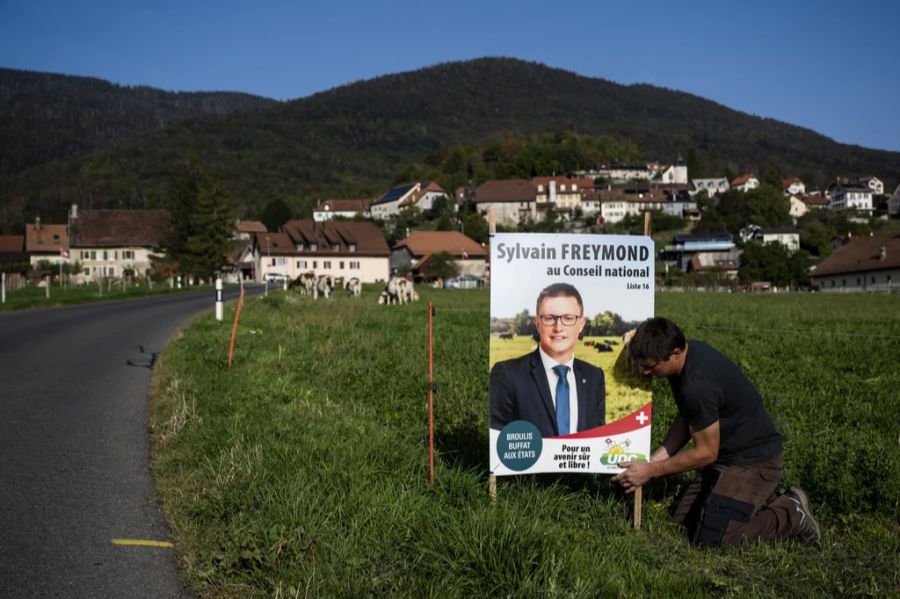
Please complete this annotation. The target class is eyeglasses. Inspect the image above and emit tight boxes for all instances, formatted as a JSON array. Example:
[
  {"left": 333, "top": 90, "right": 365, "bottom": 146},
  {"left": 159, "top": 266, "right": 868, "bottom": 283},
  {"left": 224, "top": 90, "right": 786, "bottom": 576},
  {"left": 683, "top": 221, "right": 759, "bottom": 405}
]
[{"left": 537, "top": 314, "right": 581, "bottom": 326}]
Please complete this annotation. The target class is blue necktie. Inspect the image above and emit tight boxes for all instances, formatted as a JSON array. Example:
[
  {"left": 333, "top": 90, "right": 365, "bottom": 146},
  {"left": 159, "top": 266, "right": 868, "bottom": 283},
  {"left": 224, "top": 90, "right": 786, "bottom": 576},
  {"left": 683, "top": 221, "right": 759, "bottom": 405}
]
[{"left": 553, "top": 365, "right": 570, "bottom": 436}]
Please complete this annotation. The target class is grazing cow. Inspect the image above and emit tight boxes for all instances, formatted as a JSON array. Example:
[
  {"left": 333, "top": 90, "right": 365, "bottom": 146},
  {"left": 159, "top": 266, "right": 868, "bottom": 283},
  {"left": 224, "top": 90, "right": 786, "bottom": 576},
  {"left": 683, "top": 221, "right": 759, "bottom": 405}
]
[
  {"left": 498, "top": 332, "right": 514, "bottom": 340},
  {"left": 377, "top": 291, "right": 393, "bottom": 304},
  {"left": 316, "top": 274, "right": 334, "bottom": 299},
  {"left": 607, "top": 339, "right": 619, "bottom": 346},
  {"left": 385, "top": 276, "right": 412, "bottom": 305},
  {"left": 292, "top": 271, "right": 317, "bottom": 297},
  {"left": 345, "top": 277, "right": 362, "bottom": 297},
  {"left": 595, "top": 343, "right": 613, "bottom": 352}
]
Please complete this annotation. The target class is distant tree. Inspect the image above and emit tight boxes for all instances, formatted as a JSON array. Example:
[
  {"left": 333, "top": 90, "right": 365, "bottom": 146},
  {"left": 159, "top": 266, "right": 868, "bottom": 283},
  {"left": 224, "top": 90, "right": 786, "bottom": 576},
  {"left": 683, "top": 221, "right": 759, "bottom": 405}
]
[
  {"left": 460, "top": 210, "right": 489, "bottom": 244},
  {"left": 427, "top": 251, "right": 461, "bottom": 281},
  {"left": 260, "top": 199, "right": 292, "bottom": 232},
  {"left": 686, "top": 149, "right": 701, "bottom": 179},
  {"left": 160, "top": 161, "right": 238, "bottom": 280},
  {"left": 738, "top": 242, "right": 810, "bottom": 289}
]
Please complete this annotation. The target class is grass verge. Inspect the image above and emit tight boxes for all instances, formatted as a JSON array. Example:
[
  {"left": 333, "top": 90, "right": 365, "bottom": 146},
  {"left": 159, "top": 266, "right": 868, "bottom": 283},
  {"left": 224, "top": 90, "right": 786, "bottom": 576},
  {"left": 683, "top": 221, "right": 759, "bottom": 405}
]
[{"left": 151, "top": 287, "right": 900, "bottom": 597}]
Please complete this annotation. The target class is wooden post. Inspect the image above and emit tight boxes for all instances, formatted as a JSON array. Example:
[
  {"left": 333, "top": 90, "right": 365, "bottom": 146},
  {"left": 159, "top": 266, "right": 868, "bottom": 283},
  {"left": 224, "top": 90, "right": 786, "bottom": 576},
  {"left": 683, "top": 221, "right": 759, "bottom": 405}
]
[
  {"left": 632, "top": 211, "right": 653, "bottom": 530},
  {"left": 488, "top": 206, "right": 498, "bottom": 502},
  {"left": 428, "top": 301, "right": 435, "bottom": 490},
  {"left": 227, "top": 289, "right": 245, "bottom": 368}
]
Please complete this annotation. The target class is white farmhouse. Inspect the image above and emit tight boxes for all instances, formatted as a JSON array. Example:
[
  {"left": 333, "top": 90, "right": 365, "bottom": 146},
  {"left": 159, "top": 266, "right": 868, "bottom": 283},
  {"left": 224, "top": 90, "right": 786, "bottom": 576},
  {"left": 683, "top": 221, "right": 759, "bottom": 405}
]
[
  {"left": 730, "top": 174, "right": 759, "bottom": 193},
  {"left": 782, "top": 177, "right": 806, "bottom": 196},
  {"left": 828, "top": 183, "right": 873, "bottom": 212},
  {"left": 692, "top": 178, "right": 730, "bottom": 196},
  {"left": 369, "top": 182, "right": 448, "bottom": 220}
]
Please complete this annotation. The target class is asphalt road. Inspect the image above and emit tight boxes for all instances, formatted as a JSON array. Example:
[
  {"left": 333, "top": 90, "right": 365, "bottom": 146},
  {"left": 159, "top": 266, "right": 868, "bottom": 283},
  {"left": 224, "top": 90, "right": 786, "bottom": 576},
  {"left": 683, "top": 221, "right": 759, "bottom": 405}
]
[{"left": 0, "top": 286, "right": 257, "bottom": 598}]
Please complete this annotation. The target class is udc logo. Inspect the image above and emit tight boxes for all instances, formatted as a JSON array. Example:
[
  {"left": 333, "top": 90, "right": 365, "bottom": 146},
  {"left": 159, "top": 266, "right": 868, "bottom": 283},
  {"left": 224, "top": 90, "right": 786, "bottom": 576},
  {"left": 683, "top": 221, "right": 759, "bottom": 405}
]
[{"left": 599, "top": 443, "right": 646, "bottom": 466}]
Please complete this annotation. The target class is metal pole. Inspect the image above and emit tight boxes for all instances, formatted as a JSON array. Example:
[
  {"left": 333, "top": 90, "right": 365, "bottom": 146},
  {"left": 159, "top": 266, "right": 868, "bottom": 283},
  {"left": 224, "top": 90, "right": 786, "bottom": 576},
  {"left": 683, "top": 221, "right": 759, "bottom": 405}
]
[
  {"left": 1, "top": 272, "right": 5, "bottom": 304},
  {"left": 215, "top": 278, "right": 223, "bottom": 321},
  {"left": 45, "top": 276, "right": 50, "bottom": 299}
]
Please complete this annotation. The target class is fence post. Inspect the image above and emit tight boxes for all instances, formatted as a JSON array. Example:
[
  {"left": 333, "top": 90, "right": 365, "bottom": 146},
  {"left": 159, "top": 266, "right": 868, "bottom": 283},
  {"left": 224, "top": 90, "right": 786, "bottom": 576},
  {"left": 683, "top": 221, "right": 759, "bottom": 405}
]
[
  {"left": 215, "top": 278, "right": 223, "bottom": 321},
  {"left": 1, "top": 272, "right": 5, "bottom": 304}
]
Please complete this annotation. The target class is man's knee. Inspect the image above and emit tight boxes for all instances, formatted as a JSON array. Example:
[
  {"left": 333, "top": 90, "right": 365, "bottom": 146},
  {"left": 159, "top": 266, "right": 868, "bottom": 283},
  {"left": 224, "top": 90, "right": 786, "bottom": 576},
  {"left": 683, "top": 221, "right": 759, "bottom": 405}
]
[{"left": 693, "top": 493, "right": 754, "bottom": 548}]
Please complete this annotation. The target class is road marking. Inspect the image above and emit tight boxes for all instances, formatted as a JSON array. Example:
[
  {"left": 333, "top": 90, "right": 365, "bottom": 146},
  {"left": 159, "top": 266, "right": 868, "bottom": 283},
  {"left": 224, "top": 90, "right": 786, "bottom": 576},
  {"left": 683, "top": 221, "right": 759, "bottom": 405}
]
[{"left": 111, "top": 539, "right": 174, "bottom": 548}]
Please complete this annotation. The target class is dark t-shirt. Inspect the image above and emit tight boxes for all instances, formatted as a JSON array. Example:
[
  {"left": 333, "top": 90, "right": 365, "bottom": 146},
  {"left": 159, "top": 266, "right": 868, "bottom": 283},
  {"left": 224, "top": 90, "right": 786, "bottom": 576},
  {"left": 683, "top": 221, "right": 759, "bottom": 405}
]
[{"left": 668, "top": 340, "right": 782, "bottom": 465}]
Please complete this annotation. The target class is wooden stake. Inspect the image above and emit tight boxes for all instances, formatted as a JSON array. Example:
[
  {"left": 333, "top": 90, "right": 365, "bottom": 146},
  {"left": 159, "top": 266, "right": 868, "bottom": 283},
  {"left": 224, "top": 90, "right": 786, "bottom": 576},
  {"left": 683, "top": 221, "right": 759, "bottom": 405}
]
[
  {"left": 632, "top": 211, "right": 652, "bottom": 530},
  {"left": 488, "top": 209, "right": 498, "bottom": 501},
  {"left": 227, "top": 289, "right": 245, "bottom": 368},
  {"left": 428, "top": 301, "right": 435, "bottom": 490}
]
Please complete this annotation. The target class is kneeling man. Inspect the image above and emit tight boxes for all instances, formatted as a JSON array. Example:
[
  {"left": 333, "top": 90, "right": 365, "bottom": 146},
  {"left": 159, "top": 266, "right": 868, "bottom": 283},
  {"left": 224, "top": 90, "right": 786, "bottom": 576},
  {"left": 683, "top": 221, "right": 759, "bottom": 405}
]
[{"left": 613, "top": 317, "right": 821, "bottom": 546}]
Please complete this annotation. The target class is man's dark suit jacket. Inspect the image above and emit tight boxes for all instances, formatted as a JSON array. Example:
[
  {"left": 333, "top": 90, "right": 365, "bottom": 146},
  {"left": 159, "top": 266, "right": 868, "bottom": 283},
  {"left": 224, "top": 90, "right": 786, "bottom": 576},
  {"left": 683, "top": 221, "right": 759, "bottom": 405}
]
[{"left": 490, "top": 349, "right": 605, "bottom": 438}]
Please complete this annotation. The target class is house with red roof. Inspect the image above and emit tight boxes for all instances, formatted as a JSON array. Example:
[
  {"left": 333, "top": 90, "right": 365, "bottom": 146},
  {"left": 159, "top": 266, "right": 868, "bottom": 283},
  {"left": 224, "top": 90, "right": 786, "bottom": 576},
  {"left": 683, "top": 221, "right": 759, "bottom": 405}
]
[
  {"left": 67, "top": 205, "right": 168, "bottom": 281},
  {"left": 730, "top": 174, "right": 759, "bottom": 193},
  {"left": 811, "top": 232, "right": 900, "bottom": 292},
  {"left": 471, "top": 179, "right": 538, "bottom": 227},
  {"left": 391, "top": 231, "right": 487, "bottom": 280},
  {"left": 252, "top": 220, "right": 390, "bottom": 283},
  {"left": 25, "top": 217, "right": 69, "bottom": 267}
]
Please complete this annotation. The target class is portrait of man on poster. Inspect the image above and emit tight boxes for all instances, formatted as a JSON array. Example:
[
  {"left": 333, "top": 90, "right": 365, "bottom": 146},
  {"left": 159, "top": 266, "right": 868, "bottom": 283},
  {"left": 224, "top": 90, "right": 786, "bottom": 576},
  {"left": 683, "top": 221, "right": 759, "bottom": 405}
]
[{"left": 489, "top": 282, "right": 606, "bottom": 438}]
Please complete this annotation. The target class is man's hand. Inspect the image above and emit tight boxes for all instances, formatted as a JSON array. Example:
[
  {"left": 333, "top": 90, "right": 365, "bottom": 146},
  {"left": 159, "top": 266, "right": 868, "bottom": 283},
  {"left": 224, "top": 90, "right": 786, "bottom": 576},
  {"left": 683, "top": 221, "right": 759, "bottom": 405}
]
[{"left": 611, "top": 461, "right": 655, "bottom": 494}]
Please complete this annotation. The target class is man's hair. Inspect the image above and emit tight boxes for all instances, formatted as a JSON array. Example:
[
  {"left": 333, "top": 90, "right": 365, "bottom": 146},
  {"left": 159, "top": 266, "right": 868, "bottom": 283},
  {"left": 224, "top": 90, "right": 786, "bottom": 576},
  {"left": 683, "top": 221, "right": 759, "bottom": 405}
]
[
  {"left": 535, "top": 282, "right": 583, "bottom": 315},
  {"left": 627, "top": 317, "right": 686, "bottom": 361}
]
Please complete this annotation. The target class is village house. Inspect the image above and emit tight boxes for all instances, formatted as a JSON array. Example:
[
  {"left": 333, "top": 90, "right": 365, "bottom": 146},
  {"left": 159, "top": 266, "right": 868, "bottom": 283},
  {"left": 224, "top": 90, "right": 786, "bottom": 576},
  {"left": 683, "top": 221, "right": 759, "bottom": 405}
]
[
  {"left": 25, "top": 217, "right": 69, "bottom": 267},
  {"left": 689, "top": 249, "right": 742, "bottom": 280},
  {"left": 68, "top": 205, "right": 167, "bottom": 282},
  {"left": 730, "top": 174, "right": 760, "bottom": 193},
  {"left": 788, "top": 195, "right": 808, "bottom": 220},
  {"left": 471, "top": 179, "right": 538, "bottom": 227},
  {"left": 0, "top": 235, "right": 27, "bottom": 267},
  {"left": 856, "top": 176, "right": 884, "bottom": 196},
  {"left": 312, "top": 199, "right": 372, "bottom": 222},
  {"left": 827, "top": 183, "right": 873, "bottom": 212},
  {"left": 811, "top": 232, "right": 900, "bottom": 292},
  {"left": 802, "top": 192, "right": 829, "bottom": 210},
  {"left": 531, "top": 177, "right": 594, "bottom": 214},
  {"left": 369, "top": 182, "right": 448, "bottom": 220},
  {"left": 654, "top": 158, "right": 689, "bottom": 184},
  {"left": 588, "top": 162, "right": 655, "bottom": 182},
  {"left": 597, "top": 185, "right": 695, "bottom": 224},
  {"left": 660, "top": 232, "right": 736, "bottom": 272},
  {"left": 253, "top": 220, "right": 390, "bottom": 284},
  {"left": 390, "top": 230, "right": 487, "bottom": 281},
  {"left": 783, "top": 177, "right": 806, "bottom": 196},
  {"left": 889, "top": 184, "right": 900, "bottom": 216},
  {"left": 691, "top": 178, "right": 730, "bottom": 196},
  {"left": 754, "top": 227, "right": 801, "bottom": 252},
  {"left": 233, "top": 220, "right": 267, "bottom": 241}
]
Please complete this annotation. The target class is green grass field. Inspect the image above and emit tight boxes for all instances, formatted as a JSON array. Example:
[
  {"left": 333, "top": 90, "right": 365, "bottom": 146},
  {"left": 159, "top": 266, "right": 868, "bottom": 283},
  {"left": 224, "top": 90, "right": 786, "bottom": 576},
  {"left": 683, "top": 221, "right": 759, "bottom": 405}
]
[
  {"left": 150, "top": 287, "right": 900, "bottom": 597},
  {"left": 0, "top": 280, "right": 213, "bottom": 312}
]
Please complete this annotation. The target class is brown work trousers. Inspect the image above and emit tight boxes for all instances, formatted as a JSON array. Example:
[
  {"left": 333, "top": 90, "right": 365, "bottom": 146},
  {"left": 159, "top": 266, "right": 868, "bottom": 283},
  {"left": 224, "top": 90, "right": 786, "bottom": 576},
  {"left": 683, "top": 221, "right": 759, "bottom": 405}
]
[{"left": 672, "top": 452, "right": 801, "bottom": 547}]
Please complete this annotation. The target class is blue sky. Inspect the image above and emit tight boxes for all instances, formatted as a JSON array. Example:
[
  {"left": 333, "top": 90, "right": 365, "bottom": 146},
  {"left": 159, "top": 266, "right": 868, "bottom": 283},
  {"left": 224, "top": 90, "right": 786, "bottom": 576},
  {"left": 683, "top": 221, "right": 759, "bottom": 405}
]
[{"left": 2, "top": 0, "right": 899, "bottom": 152}]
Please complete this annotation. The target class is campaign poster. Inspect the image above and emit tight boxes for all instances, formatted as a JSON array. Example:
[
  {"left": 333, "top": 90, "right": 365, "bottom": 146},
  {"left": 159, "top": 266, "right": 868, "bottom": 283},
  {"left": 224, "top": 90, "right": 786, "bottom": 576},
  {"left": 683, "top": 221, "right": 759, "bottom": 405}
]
[{"left": 489, "top": 232, "right": 654, "bottom": 476}]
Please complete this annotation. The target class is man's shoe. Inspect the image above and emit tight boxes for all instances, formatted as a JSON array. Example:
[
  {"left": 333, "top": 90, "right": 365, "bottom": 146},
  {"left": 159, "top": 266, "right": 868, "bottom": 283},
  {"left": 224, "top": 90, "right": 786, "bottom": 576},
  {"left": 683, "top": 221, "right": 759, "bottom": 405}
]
[{"left": 784, "top": 486, "right": 822, "bottom": 543}]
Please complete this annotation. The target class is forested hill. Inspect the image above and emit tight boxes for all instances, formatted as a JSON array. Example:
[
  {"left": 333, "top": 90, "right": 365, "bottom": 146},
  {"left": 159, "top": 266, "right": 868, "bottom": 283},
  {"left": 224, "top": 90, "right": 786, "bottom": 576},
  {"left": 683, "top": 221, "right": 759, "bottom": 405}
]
[
  {"left": 2, "top": 58, "right": 898, "bottom": 232},
  {"left": 0, "top": 68, "right": 279, "bottom": 175}
]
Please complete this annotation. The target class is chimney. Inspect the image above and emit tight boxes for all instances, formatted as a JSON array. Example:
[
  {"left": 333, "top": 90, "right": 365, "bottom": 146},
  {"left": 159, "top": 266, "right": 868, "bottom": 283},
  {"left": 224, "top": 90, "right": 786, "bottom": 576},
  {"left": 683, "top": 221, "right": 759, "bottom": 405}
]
[
  {"left": 880, "top": 246, "right": 887, "bottom": 260},
  {"left": 35, "top": 216, "right": 41, "bottom": 231},
  {"left": 70, "top": 204, "right": 78, "bottom": 220}
]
